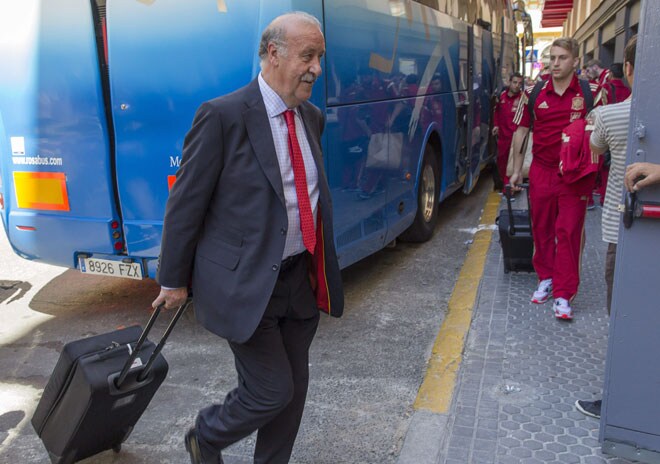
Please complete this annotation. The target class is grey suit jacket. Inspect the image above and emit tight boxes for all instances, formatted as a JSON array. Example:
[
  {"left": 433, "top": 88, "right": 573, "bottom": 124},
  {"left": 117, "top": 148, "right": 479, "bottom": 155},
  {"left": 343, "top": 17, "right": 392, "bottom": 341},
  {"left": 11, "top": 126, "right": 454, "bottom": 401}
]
[{"left": 157, "top": 79, "right": 343, "bottom": 343}]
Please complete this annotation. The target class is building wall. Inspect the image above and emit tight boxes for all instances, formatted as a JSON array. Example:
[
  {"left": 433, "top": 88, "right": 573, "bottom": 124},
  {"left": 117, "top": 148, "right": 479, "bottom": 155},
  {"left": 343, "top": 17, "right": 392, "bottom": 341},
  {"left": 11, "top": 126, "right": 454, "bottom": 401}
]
[{"left": 563, "top": 0, "right": 640, "bottom": 66}]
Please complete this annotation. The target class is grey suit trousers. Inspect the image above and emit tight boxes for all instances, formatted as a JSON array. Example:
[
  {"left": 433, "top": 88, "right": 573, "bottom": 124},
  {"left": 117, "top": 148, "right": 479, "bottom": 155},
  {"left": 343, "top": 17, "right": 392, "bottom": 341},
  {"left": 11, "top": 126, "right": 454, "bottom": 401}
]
[{"left": 196, "top": 253, "right": 320, "bottom": 463}]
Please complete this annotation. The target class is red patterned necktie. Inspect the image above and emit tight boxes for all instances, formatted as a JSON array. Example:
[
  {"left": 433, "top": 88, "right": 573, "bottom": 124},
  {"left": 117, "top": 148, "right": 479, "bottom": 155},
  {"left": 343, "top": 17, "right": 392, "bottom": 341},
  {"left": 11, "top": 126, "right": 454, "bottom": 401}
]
[{"left": 283, "top": 109, "right": 316, "bottom": 254}]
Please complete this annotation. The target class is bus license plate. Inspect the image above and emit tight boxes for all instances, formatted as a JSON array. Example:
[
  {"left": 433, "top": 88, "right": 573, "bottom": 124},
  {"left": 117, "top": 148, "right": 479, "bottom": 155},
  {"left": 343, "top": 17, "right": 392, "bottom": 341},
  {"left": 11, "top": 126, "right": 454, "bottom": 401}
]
[{"left": 79, "top": 257, "right": 143, "bottom": 280}]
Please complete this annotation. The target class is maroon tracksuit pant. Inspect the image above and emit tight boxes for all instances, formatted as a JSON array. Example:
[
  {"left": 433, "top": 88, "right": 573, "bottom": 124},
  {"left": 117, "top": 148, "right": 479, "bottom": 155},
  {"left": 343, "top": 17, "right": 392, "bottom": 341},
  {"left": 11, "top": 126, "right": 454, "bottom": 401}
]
[{"left": 528, "top": 162, "right": 594, "bottom": 301}]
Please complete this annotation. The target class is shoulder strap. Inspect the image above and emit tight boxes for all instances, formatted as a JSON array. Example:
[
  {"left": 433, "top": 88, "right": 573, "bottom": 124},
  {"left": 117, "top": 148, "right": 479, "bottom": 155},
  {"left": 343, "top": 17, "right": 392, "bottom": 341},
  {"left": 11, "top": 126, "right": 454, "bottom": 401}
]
[
  {"left": 527, "top": 80, "right": 546, "bottom": 126},
  {"left": 609, "top": 82, "right": 617, "bottom": 104},
  {"left": 579, "top": 78, "right": 594, "bottom": 112}
]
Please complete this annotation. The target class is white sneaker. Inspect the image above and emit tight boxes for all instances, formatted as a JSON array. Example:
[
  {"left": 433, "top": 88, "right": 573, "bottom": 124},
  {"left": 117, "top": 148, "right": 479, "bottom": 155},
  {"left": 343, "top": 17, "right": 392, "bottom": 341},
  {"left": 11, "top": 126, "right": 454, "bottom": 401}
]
[
  {"left": 531, "top": 279, "right": 552, "bottom": 304},
  {"left": 554, "top": 298, "right": 573, "bottom": 320}
]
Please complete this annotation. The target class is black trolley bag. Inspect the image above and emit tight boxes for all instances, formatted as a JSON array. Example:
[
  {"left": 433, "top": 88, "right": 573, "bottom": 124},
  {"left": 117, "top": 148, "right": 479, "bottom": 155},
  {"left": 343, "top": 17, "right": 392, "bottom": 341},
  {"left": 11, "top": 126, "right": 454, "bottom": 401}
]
[
  {"left": 497, "top": 184, "right": 534, "bottom": 273},
  {"left": 31, "top": 300, "right": 190, "bottom": 464}
]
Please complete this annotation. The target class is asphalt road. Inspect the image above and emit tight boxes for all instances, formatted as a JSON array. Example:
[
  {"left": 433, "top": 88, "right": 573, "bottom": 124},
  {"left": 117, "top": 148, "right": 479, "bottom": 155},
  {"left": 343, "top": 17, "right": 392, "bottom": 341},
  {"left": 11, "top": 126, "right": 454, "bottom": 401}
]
[{"left": 0, "top": 174, "right": 493, "bottom": 464}]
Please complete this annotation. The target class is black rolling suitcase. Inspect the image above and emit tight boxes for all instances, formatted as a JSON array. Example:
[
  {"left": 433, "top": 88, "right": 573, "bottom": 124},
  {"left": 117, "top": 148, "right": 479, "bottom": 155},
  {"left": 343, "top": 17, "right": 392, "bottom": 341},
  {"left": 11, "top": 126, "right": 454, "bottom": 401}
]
[
  {"left": 497, "top": 184, "right": 534, "bottom": 273},
  {"left": 32, "top": 301, "right": 190, "bottom": 464}
]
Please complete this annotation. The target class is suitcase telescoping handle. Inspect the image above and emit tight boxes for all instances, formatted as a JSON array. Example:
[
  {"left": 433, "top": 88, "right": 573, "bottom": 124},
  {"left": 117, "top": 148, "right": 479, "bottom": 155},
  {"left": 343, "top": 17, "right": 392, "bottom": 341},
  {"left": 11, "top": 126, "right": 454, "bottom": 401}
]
[
  {"left": 115, "top": 299, "right": 191, "bottom": 388},
  {"left": 504, "top": 183, "right": 530, "bottom": 236}
]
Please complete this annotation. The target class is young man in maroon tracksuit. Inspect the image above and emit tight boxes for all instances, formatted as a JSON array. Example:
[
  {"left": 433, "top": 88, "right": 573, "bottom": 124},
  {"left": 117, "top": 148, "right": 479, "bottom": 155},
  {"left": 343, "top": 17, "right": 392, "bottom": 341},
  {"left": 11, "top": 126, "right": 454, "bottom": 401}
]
[
  {"left": 492, "top": 72, "right": 524, "bottom": 188},
  {"left": 509, "top": 38, "right": 601, "bottom": 320}
]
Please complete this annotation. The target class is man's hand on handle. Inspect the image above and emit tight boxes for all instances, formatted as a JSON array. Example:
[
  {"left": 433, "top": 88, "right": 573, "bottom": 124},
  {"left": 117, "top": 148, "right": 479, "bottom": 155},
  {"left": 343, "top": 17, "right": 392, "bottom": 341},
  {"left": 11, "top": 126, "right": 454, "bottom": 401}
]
[
  {"left": 152, "top": 287, "right": 189, "bottom": 310},
  {"left": 507, "top": 126, "right": 530, "bottom": 192},
  {"left": 508, "top": 171, "right": 523, "bottom": 192},
  {"left": 625, "top": 162, "right": 660, "bottom": 192}
]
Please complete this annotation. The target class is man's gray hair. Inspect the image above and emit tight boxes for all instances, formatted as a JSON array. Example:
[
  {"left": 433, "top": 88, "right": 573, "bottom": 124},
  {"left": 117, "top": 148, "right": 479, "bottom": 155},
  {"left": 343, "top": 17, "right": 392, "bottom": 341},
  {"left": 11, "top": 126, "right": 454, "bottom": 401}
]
[
  {"left": 258, "top": 11, "right": 322, "bottom": 61},
  {"left": 586, "top": 58, "right": 603, "bottom": 69}
]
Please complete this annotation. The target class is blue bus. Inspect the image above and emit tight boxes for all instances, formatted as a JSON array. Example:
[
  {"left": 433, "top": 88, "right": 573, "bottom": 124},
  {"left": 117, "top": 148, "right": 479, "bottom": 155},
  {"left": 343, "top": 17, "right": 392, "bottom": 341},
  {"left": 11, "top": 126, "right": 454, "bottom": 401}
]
[{"left": 0, "top": 0, "right": 518, "bottom": 280}]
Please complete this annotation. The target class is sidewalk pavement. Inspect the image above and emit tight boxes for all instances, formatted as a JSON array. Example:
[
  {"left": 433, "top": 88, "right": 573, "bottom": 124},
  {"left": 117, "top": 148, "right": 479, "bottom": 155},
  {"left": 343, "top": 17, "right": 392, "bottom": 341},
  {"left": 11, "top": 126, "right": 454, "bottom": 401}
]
[{"left": 399, "top": 196, "right": 635, "bottom": 464}]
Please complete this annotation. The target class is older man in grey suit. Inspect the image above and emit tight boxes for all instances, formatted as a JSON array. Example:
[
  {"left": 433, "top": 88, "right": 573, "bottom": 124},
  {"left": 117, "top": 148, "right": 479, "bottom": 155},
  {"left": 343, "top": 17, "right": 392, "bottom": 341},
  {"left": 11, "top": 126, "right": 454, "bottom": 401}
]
[{"left": 152, "top": 12, "right": 344, "bottom": 464}]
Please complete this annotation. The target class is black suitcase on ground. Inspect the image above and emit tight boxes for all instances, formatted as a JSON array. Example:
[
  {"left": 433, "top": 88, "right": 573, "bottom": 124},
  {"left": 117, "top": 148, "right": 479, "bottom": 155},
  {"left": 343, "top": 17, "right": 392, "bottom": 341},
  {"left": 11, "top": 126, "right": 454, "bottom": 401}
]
[
  {"left": 32, "top": 301, "right": 190, "bottom": 464},
  {"left": 497, "top": 185, "right": 534, "bottom": 273}
]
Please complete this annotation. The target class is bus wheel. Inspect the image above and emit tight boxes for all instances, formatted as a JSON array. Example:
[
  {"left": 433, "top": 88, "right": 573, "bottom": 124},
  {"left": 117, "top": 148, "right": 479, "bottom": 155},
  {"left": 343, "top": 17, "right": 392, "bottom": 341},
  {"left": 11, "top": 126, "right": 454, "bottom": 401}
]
[{"left": 400, "top": 145, "right": 439, "bottom": 242}]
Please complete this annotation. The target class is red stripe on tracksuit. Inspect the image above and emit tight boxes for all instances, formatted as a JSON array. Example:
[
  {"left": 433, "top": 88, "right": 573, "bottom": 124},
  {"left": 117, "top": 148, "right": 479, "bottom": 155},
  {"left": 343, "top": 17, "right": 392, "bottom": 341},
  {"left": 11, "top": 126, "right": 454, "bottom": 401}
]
[
  {"left": 528, "top": 162, "right": 594, "bottom": 300},
  {"left": 497, "top": 136, "right": 512, "bottom": 186}
]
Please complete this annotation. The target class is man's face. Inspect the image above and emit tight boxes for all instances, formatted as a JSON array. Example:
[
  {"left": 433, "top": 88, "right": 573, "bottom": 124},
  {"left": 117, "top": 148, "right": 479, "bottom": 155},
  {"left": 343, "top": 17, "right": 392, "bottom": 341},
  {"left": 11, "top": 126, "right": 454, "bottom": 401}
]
[
  {"left": 430, "top": 78, "right": 442, "bottom": 93},
  {"left": 587, "top": 65, "right": 599, "bottom": 80},
  {"left": 549, "top": 46, "right": 579, "bottom": 81},
  {"left": 509, "top": 76, "right": 523, "bottom": 94},
  {"left": 268, "top": 21, "right": 325, "bottom": 107}
]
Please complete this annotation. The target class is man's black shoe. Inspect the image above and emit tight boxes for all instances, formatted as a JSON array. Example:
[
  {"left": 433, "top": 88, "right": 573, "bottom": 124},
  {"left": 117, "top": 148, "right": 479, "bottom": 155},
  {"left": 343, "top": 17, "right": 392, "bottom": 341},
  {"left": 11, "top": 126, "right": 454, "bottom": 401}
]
[
  {"left": 184, "top": 428, "right": 223, "bottom": 464},
  {"left": 575, "top": 399, "right": 602, "bottom": 419}
]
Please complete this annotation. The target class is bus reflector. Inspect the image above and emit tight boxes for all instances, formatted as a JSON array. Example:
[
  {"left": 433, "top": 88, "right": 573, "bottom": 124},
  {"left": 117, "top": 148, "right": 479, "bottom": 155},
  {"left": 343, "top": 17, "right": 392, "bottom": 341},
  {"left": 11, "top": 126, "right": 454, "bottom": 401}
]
[
  {"left": 168, "top": 175, "right": 176, "bottom": 190},
  {"left": 0, "top": 193, "right": 4, "bottom": 210},
  {"left": 13, "top": 172, "right": 70, "bottom": 211},
  {"left": 16, "top": 225, "right": 37, "bottom": 231}
]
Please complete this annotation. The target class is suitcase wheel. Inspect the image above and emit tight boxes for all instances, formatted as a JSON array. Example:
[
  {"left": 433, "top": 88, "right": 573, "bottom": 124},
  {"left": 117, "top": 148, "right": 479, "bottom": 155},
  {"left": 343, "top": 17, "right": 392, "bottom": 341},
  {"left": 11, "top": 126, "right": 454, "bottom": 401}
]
[{"left": 113, "top": 443, "right": 122, "bottom": 453}]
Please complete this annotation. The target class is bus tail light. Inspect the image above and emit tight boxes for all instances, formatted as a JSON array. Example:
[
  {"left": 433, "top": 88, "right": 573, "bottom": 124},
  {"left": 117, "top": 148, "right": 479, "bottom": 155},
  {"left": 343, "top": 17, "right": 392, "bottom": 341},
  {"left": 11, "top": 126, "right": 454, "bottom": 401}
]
[
  {"left": 108, "top": 220, "right": 124, "bottom": 252},
  {"left": 0, "top": 192, "right": 4, "bottom": 210}
]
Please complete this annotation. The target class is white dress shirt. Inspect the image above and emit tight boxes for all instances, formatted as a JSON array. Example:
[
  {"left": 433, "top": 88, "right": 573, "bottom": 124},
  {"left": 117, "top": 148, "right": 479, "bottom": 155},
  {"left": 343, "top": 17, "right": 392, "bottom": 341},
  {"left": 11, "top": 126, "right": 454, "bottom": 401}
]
[{"left": 258, "top": 73, "right": 319, "bottom": 259}]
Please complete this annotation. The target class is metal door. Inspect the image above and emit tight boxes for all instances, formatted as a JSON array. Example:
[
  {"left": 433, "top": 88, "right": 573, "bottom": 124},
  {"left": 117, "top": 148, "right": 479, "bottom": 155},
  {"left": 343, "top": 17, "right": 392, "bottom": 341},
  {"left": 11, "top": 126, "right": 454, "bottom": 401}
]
[
  {"left": 463, "top": 25, "right": 485, "bottom": 194},
  {"left": 601, "top": 2, "right": 660, "bottom": 461}
]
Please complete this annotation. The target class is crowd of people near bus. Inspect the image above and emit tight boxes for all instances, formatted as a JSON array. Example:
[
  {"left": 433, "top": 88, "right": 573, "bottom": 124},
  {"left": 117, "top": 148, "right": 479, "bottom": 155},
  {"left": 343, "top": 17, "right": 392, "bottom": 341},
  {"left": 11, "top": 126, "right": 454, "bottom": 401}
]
[{"left": 493, "top": 34, "right": 660, "bottom": 421}]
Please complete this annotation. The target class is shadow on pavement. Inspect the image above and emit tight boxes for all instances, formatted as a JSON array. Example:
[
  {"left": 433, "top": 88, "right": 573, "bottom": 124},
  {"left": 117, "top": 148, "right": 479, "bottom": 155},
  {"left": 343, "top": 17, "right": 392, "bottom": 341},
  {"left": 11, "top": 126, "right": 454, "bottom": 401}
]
[{"left": 0, "top": 280, "right": 32, "bottom": 304}]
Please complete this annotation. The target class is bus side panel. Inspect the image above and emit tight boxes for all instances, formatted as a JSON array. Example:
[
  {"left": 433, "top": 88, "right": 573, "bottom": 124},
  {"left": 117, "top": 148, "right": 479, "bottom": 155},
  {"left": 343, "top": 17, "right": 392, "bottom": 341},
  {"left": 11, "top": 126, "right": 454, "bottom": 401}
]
[
  {"left": 324, "top": 99, "right": 389, "bottom": 267},
  {"left": 324, "top": 1, "right": 467, "bottom": 266},
  {"left": 105, "top": 0, "right": 326, "bottom": 272},
  {"left": 0, "top": 1, "right": 119, "bottom": 268}
]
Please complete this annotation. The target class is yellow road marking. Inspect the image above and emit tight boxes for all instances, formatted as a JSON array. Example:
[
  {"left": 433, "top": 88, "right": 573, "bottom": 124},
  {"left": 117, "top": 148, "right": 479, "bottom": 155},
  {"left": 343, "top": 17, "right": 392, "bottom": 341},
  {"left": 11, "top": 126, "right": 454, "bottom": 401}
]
[{"left": 414, "top": 190, "right": 501, "bottom": 413}]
